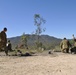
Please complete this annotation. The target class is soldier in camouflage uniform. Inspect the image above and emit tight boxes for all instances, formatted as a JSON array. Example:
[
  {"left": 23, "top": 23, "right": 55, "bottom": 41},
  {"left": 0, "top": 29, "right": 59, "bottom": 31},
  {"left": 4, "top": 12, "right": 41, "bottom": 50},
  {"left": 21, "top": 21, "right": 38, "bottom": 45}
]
[
  {"left": 0, "top": 27, "right": 8, "bottom": 55},
  {"left": 72, "top": 34, "right": 76, "bottom": 54},
  {"left": 60, "top": 37, "right": 71, "bottom": 53}
]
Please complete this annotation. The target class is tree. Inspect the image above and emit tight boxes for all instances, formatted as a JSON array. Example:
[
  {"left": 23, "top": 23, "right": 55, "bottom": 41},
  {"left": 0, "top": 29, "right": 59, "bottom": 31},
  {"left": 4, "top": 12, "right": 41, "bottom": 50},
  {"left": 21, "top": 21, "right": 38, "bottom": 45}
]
[
  {"left": 34, "top": 14, "right": 46, "bottom": 49},
  {"left": 21, "top": 32, "right": 28, "bottom": 49}
]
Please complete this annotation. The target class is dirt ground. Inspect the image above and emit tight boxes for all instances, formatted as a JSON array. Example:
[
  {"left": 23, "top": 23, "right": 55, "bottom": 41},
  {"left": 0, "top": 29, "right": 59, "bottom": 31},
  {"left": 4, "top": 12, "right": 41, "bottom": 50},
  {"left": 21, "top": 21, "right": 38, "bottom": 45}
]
[{"left": 0, "top": 51, "right": 76, "bottom": 75}]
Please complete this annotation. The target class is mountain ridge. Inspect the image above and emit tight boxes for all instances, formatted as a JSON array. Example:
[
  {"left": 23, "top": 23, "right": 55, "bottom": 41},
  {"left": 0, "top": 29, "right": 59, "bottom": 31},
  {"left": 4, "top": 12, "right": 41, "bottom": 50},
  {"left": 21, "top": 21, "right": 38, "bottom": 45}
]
[{"left": 8, "top": 34, "right": 62, "bottom": 49}]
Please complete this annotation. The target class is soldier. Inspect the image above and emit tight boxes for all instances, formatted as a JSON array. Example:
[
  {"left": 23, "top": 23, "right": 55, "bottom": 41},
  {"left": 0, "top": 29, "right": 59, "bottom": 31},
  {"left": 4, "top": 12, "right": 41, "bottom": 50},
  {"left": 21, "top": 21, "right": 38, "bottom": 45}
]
[
  {"left": 6, "top": 40, "right": 12, "bottom": 51},
  {"left": 0, "top": 27, "right": 8, "bottom": 55},
  {"left": 60, "top": 37, "right": 71, "bottom": 53},
  {"left": 71, "top": 34, "right": 76, "bottom": 54}
]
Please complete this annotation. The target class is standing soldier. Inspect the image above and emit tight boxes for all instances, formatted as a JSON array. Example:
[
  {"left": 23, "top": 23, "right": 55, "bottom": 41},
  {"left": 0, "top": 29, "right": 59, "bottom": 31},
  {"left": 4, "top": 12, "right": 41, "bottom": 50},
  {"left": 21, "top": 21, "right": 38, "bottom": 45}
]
[
  {"left": 0, "top": 27, "right": 8, "bottom": 55},
  {"left": 60, "top": 37, "right": 71, "bottom": 53},
  {"left": 72, "top": 34, "right": 76, "bottom": 54}
]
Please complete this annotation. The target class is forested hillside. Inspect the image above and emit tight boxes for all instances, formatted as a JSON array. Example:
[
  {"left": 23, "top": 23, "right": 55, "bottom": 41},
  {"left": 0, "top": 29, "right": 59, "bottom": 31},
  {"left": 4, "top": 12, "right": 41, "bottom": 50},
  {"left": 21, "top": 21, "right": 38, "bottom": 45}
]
[{"left": 8, "top": 34, "right": 62, "bottom": 49}]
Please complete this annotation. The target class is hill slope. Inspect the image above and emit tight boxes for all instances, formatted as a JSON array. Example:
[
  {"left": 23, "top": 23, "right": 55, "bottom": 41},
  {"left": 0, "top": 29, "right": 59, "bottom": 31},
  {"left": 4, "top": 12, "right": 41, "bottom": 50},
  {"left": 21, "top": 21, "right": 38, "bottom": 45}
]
[{"left": 8, "top": 34, "right": 62, "bottom": 49}]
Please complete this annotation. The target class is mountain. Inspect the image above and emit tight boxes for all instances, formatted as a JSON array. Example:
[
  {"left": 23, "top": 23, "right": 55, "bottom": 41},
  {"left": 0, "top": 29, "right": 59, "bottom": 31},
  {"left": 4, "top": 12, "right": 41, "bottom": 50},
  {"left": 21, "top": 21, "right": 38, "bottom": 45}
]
[{"left": 8, "top": 34, "right": 62, "bottom": 49}]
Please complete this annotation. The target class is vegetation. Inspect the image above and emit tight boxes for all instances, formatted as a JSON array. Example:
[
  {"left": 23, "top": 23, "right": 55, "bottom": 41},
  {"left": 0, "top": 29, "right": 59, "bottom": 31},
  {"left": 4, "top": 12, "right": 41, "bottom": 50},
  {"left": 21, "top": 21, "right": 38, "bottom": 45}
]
[
  {"left": 8, "top": 34, "right": 61, "bottom": 51},
  {"left": 34, "top": 14, "right": 46, "bottom": 49},
  {"left": 21, "top": 32, "right": 29, "bottom": 49}
]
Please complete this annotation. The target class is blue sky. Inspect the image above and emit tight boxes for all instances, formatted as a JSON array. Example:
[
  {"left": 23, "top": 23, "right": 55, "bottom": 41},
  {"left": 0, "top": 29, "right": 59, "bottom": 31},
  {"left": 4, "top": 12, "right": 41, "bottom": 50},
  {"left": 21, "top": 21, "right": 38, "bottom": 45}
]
[{"left": 0, "top": 0, "right": 76, "bottom": 39}]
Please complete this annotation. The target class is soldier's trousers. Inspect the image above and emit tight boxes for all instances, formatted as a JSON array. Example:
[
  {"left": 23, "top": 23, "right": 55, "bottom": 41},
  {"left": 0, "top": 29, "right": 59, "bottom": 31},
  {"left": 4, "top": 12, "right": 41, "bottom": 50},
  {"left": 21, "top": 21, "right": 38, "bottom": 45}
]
[
  {"left": 62, "top": 48, "right": 69, "bottom": 53},
  {"left": 66, "top": 48, "right": 69, "bottom": 53},
  {"left": 0, "top": 42, "right": 8, "bottom": 55}
]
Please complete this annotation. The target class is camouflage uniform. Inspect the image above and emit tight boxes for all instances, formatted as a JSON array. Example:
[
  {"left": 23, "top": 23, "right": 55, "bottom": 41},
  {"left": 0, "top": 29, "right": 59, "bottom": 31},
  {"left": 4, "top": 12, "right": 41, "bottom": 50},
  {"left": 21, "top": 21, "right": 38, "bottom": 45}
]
[
  {"left": 73, "top": 39, "right": 76, "bottom": 53},
  {"left": 60, "top": 38, "right": 70, "bottom": 53},
  {"left": 0, "top": 30, "right": 7, "bottom": 55}
]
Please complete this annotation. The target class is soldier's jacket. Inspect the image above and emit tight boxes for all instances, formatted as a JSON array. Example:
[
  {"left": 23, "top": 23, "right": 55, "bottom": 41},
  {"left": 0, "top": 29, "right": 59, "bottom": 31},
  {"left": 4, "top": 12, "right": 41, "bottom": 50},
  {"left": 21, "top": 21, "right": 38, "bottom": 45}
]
[
  {"left": 0, "top": 31, "right": 7, "bottom": 48},
  {"left": 60, "top": 39, "right": 70, "bottom": 50}
]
